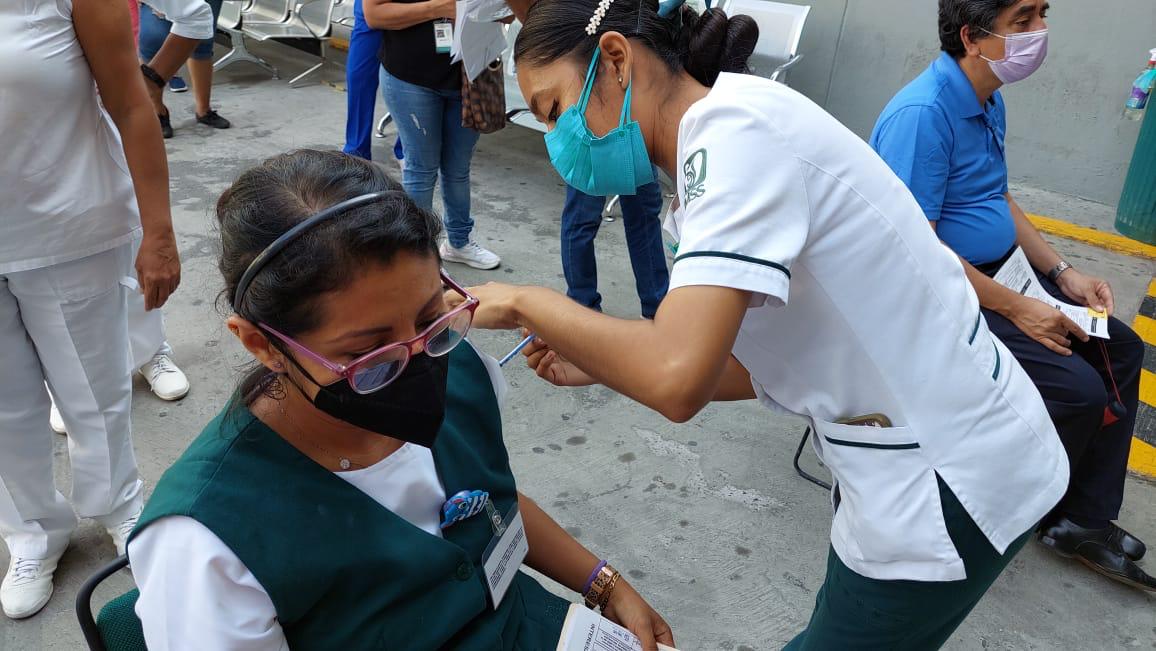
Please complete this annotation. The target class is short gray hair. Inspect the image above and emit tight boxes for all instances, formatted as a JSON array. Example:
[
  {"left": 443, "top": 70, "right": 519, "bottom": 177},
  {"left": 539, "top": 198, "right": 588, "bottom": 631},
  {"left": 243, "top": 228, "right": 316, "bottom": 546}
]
[{"left": 939, "top": 0, "right": 1017, "bottom": 58}]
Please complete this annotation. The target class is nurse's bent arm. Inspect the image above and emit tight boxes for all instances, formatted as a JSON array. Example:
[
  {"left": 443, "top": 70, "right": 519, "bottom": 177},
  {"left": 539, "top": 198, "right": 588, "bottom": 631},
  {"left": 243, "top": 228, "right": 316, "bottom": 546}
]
[{"left": 468, "top": 283, "right": 755, "bottom": 422}]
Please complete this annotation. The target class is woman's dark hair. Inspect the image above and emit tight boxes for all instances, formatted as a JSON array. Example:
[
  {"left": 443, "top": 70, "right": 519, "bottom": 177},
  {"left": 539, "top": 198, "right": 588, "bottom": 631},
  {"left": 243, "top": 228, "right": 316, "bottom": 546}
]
[
  {"left": 217, "top": 149, "right": 441, "bottom": 404},
  {"left": 939, "top": 0, "right": 1017, "bottom": 58},
  {"left": 514, "top": 0, "right": 758, "bottom": 88}
]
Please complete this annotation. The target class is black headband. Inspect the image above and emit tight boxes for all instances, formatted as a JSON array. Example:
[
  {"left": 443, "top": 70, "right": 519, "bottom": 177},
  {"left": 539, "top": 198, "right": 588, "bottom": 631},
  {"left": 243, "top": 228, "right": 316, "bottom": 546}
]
[{"left": 231, "top": 191, "right": 400, "bottom": 314}]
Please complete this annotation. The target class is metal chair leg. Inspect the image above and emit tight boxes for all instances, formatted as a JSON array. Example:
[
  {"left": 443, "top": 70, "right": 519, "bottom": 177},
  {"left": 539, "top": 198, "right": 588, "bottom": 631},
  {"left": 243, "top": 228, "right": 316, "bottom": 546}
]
[
  {"left": 375, "top": 112, "right": 393, "bottom": 138},
  {"left": 214, "top": 30, "right": 279, "bottom": 78},
  {"left": 793, "top": 427, "right": 832, "bottom": 490},
  {"left": 603, "top": 195, "right": 620, "bottom": 222}
]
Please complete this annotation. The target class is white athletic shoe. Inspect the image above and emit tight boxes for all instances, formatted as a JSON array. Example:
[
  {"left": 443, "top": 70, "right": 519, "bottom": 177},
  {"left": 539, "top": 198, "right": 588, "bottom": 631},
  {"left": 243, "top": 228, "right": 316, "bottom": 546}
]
[
  {"left": 49, "top": 401, "right": 66, "bottom": 435},
  {"left": 439, "top": 240, "right": 501, "bottom": 270},
  {"left": 106, "top": 510, "right": 140, "bottom": 558},
  {"left": 139, "top": 352, "right": 189, "bottom": 401},
  {"left": 2, "top": 551, "right": 64, "bottom": 619}
]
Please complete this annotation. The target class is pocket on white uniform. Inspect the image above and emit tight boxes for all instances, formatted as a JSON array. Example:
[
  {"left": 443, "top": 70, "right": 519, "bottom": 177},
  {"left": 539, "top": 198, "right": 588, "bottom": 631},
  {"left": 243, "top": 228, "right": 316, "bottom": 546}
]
[{"left": 814, "top": 419, "right": 957, "bottom": 576}]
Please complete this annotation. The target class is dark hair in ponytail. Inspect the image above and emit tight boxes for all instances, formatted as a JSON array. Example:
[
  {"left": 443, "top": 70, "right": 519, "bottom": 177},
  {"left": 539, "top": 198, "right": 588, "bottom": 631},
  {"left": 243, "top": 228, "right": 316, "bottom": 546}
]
[
  {"left": 514, "top": 0, "right": 758, "bottom": 87},
  {"left": 216, "top": 149, "right": 441, "bottom": 405}
]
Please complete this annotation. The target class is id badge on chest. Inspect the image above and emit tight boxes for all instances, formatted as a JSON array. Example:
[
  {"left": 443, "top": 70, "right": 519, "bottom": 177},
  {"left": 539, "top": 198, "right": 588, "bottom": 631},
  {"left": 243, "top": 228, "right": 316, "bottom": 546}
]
[
  {"left": 434, "top": 20, "right": 453, "bottom": 54},
  {"left": 481, "top": 503, "right": 528, "bottom": 609}
]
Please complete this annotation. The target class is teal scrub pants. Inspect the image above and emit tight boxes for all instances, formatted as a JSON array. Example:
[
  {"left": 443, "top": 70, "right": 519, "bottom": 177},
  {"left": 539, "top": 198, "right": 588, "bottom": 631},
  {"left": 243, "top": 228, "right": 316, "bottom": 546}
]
[{"left": 785, "top": 478, "right": 1033, "bottom": 650}]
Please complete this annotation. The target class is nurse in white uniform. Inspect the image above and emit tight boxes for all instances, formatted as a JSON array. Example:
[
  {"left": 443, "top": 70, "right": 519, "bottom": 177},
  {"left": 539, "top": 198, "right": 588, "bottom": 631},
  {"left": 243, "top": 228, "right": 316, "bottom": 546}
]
[
  {"left": 0, "top": 0, "right": 184, "bottom": 620},
  {"left": 463, "top": 1, "right": 1070, "bottom": 648}
]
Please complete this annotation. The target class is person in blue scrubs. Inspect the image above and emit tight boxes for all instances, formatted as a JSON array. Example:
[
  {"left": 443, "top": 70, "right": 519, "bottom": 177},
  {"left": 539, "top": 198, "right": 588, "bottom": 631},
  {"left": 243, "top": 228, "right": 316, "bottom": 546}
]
[
  {"left": 341, "top": 0, "right": 403, "bottom": 163},
  {"left": 561, "top": 182, "right": 670, "bottom": 319},
  {"left": 342, "top": 0, "right": 383, "bottom": 160},
  {"left": 872, "top": 0, "right": 1152, "bottom": 591}
]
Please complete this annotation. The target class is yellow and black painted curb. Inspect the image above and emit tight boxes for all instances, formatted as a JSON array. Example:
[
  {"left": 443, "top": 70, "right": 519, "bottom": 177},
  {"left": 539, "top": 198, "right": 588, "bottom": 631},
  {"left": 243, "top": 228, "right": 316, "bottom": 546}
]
[{"left": 1129, "top": 278, "right": 1156, "bottom": 478}]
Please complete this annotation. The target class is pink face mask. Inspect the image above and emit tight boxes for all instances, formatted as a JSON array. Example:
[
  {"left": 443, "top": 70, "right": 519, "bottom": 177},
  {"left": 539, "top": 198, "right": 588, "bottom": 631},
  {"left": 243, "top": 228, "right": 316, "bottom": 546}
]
[{"left": 979, "top": 28, "right": 1049, "bottom": 85}]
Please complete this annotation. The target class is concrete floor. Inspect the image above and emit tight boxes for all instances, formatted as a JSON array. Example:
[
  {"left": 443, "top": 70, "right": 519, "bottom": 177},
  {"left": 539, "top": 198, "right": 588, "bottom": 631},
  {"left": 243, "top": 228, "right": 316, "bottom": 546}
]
[{"left": 3, "top": 41, "right": 1155, "bottom": 650}]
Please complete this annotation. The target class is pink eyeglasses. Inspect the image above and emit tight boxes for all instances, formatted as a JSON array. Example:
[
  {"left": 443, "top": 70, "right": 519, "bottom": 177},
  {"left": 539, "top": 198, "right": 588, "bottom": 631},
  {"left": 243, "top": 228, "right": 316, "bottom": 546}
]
[{"left": 260, "top": 272, "right": 478, "bottom": 394}]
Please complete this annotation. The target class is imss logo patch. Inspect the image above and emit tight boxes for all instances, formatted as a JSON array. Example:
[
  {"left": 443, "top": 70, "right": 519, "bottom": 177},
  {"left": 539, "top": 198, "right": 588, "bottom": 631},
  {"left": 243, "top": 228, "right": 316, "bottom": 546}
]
[{"left": 683, "top": 148, "right": 707, "bottom": 204}]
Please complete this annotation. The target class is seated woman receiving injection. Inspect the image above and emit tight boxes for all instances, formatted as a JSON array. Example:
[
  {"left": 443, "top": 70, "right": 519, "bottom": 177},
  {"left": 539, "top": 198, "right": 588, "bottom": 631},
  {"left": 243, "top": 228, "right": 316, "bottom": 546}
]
[{"left": 127, "top": 150, "right": 672, "bottom": 650}]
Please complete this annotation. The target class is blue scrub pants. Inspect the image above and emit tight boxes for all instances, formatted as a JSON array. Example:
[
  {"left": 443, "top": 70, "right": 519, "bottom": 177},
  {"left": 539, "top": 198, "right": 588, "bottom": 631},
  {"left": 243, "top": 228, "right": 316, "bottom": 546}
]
[
  {"left": 560, "top": 182, "right": 670, "bottom": 318},
  {"left": 342, "top": 0, "right": 383, "bottom": 160}
]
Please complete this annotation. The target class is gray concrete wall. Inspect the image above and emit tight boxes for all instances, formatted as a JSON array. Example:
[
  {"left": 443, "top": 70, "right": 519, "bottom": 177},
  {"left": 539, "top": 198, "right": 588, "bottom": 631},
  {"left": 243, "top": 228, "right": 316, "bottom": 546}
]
[{"left": 768, "top": 0, "right": 1156, "bottom": 207}]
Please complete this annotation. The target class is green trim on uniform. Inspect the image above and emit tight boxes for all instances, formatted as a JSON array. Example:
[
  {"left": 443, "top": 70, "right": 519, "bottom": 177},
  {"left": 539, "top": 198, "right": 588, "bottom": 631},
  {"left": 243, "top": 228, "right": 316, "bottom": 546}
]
[
  {"left": 673, "top": 251, "right": 791, "bottom": 278},
  {"left": 823, "top": 436, "right": 920, "bottom": 451},
  {"left": 991, "top": 342, "right": 1001, "bottom": 380},
  {"left": 784, "top": 477, "right": 1033, "bottom": 650},
  {"left": 968, "top": 313, "right": 981, "bottom": 345}
]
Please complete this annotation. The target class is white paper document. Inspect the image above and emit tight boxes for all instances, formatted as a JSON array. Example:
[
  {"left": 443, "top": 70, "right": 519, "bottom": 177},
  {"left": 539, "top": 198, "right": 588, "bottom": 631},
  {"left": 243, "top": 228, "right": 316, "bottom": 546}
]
[
  {"left": 992, "top": 247, "right": 1110, "bottom": 339},
  {"left": 451, "top": 0, "right": 509, "bottom": 82},
  {"left": 555, "top": 604, "right": 679, "bottom": 651}
]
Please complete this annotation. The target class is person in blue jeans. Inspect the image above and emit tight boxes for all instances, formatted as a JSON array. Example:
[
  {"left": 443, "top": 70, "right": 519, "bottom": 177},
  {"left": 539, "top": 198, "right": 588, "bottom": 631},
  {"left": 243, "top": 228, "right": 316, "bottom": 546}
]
[
  {"left": 139, "top": 0, "right": 230, "bottom": 139},
  {"left": 561, "top": 182, "right": 669, "bottom": 319},
  {"left": 368, "top": 2, "right": 500, "bottom": 270}
]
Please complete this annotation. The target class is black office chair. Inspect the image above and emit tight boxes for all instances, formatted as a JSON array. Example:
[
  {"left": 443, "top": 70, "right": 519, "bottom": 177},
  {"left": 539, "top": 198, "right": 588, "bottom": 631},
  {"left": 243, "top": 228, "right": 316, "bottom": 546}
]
[
  {"left": 76, "top": 555, "right": 146, "bottom": 651},
  {"left": 792, "top": 427, "right": 832, "bottom": 491}
]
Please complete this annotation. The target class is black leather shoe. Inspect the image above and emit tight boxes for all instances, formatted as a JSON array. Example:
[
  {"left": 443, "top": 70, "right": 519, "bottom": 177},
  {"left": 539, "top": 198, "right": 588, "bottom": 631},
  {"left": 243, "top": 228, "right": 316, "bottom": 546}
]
[
  {"left": 195, "top": 109, "right": 231, "bottom": 129},
  {"left": 158, "top": 111, "right": 173, "bottom": 139},
  {"left": 1039, "top": 518, "right": 1156, "bottom": 591},
  {"left": 1108, "top": 523, "right": 1146, "bottom": 561}
]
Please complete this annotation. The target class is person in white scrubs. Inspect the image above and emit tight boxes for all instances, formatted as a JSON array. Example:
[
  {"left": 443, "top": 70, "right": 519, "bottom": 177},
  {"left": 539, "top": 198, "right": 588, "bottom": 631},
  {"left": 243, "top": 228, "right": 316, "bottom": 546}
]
[
  {"left": 459, "top": 1, "right": 1070, "bottom": 648},
  {"left": 0, "top": 0, "right": 184, "bottom": 620}
]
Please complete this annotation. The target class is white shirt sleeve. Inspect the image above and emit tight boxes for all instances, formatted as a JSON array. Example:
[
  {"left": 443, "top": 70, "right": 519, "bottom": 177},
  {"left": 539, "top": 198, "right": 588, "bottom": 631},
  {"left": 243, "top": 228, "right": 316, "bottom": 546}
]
[
  {"left": 670, "top": 100, "right": 811, "bottom": 308},
  {"left": 139, "top": 0, "right": 215, "bottom": 41},
  {"left": 129, "top": 516, "right": 288, "bottom": 651}
]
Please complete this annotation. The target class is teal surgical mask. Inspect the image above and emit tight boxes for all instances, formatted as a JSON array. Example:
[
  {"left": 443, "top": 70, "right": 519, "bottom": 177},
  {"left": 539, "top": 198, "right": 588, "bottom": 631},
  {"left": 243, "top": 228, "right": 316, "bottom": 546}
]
[{"left": 545, "top": 48, "right": 656, "bottom": 196}]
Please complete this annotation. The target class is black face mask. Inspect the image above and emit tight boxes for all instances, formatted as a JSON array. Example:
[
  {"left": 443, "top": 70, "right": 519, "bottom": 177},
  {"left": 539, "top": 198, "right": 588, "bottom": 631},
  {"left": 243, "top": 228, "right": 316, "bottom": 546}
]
[{"left": 286, "top": 352, "right": 450, "bottom": 448}]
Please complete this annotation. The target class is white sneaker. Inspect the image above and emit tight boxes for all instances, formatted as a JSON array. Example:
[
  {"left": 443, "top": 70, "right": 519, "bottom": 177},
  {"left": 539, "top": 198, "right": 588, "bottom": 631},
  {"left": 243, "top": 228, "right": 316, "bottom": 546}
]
[
  {"left": 139, "top": 352, "right": 189, "bottom": 401},
  {"left": 106, "top": 510, "right": 140, "bottom": 557},
  {"left": 2, "top": 551, "right": 63, "bottom": 619},
  {"left": 440, "top": 240, "right": 501, "bottom": 270},
  {"left": 49, "top": 401, "right": 66, "bottom": 435}
]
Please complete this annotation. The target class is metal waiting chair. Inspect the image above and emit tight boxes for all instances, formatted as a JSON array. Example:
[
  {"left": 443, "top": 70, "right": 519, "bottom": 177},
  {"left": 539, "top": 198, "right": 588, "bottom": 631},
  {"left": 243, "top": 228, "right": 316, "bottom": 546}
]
[
  {"left": 214, "top": 0, "right": 279, "bottom": 77},
  {"left": 718, "top": 0, "right": 809, "bottom": 83},
  {"left": 240, "top": 0, "right": 292, "bottom": 25},
  {"left": 242, "top": 0, "right": 339, "bottom": 87},
  {"left": 76, "top": 555, "right": 145, "bottom": 651}
]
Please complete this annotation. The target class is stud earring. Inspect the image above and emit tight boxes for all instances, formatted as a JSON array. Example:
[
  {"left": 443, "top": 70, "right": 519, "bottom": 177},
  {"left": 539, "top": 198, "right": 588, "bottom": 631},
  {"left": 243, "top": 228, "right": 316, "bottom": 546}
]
[{"left": 618, "top": 76, "right": 623, "bottom": 83}]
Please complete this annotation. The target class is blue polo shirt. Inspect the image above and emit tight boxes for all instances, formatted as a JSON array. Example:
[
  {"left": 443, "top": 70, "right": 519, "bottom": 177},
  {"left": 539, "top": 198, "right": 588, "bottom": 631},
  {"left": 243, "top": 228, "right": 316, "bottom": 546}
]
[{"left": 870, "top": 51, "right": 1015, "bottom": 266}]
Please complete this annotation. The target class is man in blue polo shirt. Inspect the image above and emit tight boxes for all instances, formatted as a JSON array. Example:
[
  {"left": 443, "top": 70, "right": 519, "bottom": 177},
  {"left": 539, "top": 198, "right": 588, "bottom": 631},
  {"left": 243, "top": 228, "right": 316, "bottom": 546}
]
[{"left": 871, "top": 0, "right": 1153, "bottom": 591}]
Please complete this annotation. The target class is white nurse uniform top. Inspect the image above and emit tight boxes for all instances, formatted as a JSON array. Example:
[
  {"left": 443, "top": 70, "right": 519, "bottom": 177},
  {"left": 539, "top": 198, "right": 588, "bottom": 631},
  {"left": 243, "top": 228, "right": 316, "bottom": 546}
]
[{"left": 664, "top": 73, "right": 1069, "bottom": 582}]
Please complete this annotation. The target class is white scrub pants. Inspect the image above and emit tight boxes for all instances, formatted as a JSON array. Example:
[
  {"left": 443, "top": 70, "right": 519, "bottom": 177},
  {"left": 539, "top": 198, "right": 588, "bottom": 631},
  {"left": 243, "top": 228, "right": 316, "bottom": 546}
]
[{"left": 0, "top": 243, "right": 143, "bottom": 559}]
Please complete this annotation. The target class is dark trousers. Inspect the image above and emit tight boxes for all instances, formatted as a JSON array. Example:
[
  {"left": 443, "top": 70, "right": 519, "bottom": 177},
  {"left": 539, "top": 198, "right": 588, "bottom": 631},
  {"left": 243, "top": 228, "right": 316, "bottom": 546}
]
[
  {"left": 560, "top": 182, "right": 670, "bottom": 319},
  {"left": 786, "top": 478, "right": 1032, "bottom": 650},
  {"left": 981, "top": 271, "right": 1142, "bottom": 522}
]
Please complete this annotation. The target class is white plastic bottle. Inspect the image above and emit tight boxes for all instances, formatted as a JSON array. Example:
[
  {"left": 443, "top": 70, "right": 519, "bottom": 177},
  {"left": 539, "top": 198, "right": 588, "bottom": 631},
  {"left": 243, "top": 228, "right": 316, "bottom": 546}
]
[{"left": 1124, "top": 48, "right": 1156, "bottom": 121}]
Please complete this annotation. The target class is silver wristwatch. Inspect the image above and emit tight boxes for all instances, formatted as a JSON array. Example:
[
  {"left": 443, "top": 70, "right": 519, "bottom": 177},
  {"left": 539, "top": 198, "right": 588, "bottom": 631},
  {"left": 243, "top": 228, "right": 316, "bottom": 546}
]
[{"left": 1047, "top": 260, "right": 1073, "bottom": 283}]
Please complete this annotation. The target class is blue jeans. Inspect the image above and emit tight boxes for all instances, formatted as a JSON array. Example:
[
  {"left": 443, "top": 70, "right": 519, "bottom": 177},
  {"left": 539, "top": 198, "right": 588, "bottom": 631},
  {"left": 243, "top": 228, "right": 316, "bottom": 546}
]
[
  {"left": 561, "top": 182, "right": 669, "bottom": 318},
  {"left": 342, "top": 0, "right": 382, "bottom": 160},
  {"left": 381, "top": 69, "right": 479, "bottom": 248},
  {"left": 139, "top": 0, "right": 224, "bottom": 61}
]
